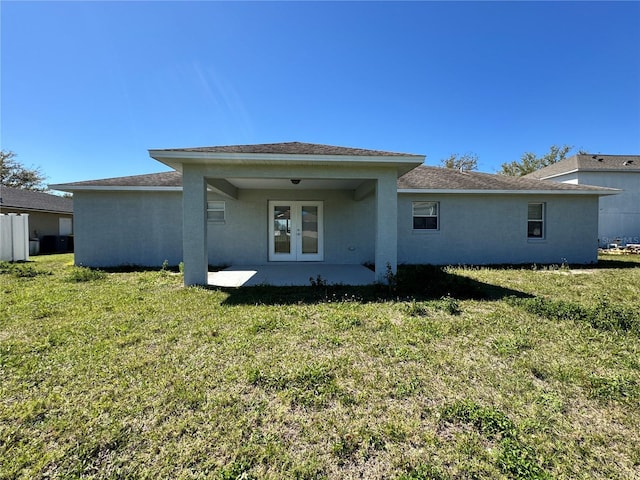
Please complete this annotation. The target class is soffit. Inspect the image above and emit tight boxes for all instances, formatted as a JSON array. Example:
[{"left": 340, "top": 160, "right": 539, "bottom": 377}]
[{"left": 225, "top": 178, "right": 362, "bottom": 190}]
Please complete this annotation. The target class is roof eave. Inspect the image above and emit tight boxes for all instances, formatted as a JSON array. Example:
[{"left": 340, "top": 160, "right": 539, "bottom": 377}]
[
  {"left": 397, "top": 188, "right": 620, "bottom": 196},
  {"left": 49, "top": 184, "right": 182, "bottom": 192},
  {"left": 149, "top": 149, "right": 424, "bottom": 174},
  {"left": 0, "top": 206, "right": 73, "bottom": 214}
]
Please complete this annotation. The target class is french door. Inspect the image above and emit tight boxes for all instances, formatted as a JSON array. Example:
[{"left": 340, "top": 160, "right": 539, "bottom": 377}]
[{"left": 268, "top": 201, "right": 323, "bottom": 261}]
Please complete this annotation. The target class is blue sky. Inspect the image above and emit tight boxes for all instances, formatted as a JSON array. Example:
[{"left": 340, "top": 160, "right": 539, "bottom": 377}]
[{"left": 2, "top": 1, "right": 639, "bottom": 186}]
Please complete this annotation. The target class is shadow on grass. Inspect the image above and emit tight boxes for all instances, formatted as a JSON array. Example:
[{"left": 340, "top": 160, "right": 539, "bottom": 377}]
[
  {"left": 219, "top": 265, "right": 532, "bottom": 306},
  {"left": 593, "top": 258, "right": 640, "bottom": 269}
]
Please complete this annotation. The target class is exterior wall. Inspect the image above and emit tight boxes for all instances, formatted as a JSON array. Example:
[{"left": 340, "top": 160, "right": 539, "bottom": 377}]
[
  {"left": 72, "top": 188, "right": 601, "bottom": 269},
  {"left": 576, "top": 172, "right": 639, "bottom": 246},
  {"left": 0, "top": 207, "right": 72, "bottom": 238},
  {"left": 207, "top": 189, "right": 375, "bottom": 265},
  {"left": 73, "top": 188, "right": 374, "bottom": 268},
  {"left": 73, "top": 191, "right": 182, "bottom": 267},
  {"left": 397, "top": 193, "right": 600, "bottom": 265}
]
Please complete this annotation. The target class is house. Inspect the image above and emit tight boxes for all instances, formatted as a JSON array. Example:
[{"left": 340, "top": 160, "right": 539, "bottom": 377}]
[
  {"left": 525, "top": 154, "right": 639, "bottom": 247},
  {"left": 51, "top": 142, "right": 617, "bottom": 286},
  {"left": 0, "top": 186, "right": 74, "bottom": 253}
]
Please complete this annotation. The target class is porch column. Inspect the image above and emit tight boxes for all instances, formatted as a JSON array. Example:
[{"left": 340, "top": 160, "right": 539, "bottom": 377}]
[
  {"left": 182, "top": 165, "right": 208, "bottom": 286},
  {"left": 374, "top": 172, "right": 398, "bottom": 283}
]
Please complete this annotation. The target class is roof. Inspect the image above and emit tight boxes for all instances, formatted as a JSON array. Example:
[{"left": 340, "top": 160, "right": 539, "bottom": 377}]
[
  {"left": 52, "top": 166, "right": 616, "bottom": 195},
  {"left": 525, "top": 154, "right": 640, "bottom": 180},
  {"left": 151, "top": 141, "right": 418, "bottom": 157},
  {"left": 398, "top": 166, "right": 615, "bottom": 193},
  {"left": 0, "top": 186, "right": 73, "bottom": 214},
  {"left": 52, "top": 171, "right": 182, "bottom": 189}
]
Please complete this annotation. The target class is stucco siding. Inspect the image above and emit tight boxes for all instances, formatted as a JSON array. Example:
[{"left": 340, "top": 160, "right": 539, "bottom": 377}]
[
  {"left": 74, "top": 191, "right": 182, "bottom": 267},
  {"left": 207, "top": 189, "right": 375, "bottom": 265},
  {"left": 577, "top": 171, "right": 640, "bottom": 245},
  {"left": 72, "top": 189, "right": 601, "bottom": 268},
  {"left": 397, "top": 194, "right": 599, "bottom": 265}
]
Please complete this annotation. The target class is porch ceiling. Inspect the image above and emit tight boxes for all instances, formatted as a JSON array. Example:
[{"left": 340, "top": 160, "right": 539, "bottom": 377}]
[{"left": 217, "top": 177, "right": 364, "bottom": 190}]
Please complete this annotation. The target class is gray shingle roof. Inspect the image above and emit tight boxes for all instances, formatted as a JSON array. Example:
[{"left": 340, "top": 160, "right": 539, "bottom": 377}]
[
  {"left": 525, "top": 154, "right": 640, "bottom": 179},
  {"left": 53, "top": 166, "right": 614, "bottom": 194},
  {"left": 152, "top": 141, "right": 419, "bottom": 157},
  {"left": 398, "top": 165, "right": 614, "bottom": 192},
  {"left": 0, "top": 186, "right": 73, "bottom": 213},
  {"left": 52, "top": 171, "right": 182, "bottom": 188}
]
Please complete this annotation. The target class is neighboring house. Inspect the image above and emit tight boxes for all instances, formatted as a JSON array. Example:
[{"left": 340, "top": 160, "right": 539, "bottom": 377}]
[
  {"left": 0, "top": 186, "right": 74, "bottom": 253},
  {"left": 51, "top": 142, "right": 617, "bottom": 285},
  {"left": 526, "top": 154, "right": 640, "bottom": 247}
]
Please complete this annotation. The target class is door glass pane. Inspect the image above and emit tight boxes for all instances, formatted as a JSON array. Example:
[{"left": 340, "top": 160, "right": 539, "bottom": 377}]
[
  {"left": 273, "top": 205, "right": 291, "bottom": 254},
  {"left": 301, "top": 205, "right": 318, "bottom": 254}
]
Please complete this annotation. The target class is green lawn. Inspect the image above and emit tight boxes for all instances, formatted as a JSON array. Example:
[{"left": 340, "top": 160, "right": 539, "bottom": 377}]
[{"left": 1, "top": 254, "right": 639, "bottom": 479}]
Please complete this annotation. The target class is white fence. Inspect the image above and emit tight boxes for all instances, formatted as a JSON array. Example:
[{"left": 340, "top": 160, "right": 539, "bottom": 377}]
[{"left": 0, "top": 213, "right": 30, "bottom": 261}]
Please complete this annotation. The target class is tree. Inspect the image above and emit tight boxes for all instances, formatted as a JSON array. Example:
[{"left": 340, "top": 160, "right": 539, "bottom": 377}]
[
  {"left": 499, "top": 144, "right": 573, "bottom": 177},
  {"left": 440, "top": 152, "right": 479, "bottom": 172},
  {"left": 0, "top": 150, "right": 48, "bottom": 191}
]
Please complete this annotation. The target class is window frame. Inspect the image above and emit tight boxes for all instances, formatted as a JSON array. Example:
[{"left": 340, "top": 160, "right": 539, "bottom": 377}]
[
  {"left": 207, "top": 200, "right": 226, "bottom": 224},
  {"left": 412, "top": 201, "right": 439, "bottom": 231},
  {"left": 527, "top": 202, "right": 545, "bottom": 239}
]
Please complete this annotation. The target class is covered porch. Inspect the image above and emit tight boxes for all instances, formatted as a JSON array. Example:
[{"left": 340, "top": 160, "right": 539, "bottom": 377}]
[
  {"left": 208, "top": 263, "right": 375, "bottom": 287},
  {"left": 149, "top": 143, "right": 424, "bottom": 286}
]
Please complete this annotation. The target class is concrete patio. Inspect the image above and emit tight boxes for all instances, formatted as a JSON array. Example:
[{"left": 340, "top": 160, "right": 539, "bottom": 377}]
[{"left": 208, "top": 264, "right": 376, "bottom": 287}]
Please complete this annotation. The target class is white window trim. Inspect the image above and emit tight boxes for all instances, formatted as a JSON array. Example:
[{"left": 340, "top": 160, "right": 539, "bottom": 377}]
[
  {"left": 412, "top": 201, "right": 439, "bottom": 231},
  {"left": 207, "top": 201, "right": 226, "bottom": 223},
  {"left": 527, "top": 202, "right": 545, "bottom": 240}
]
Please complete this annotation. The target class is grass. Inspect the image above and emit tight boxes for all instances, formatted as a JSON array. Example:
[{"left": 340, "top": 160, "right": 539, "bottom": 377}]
[{"left": 1, "top": 254, "right": 639, "bottom": 479}]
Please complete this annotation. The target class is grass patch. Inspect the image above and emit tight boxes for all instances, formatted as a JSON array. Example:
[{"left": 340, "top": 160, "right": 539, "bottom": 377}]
[
  {"left": 440, "top": 401, "right": 550, "bottom": 479},
  {"left": 507, "top": 296, "right": 639, "bottom": 335},
  {"left": 248, "top": 363, "right": 345, "bottom": 408},
  {"left": 66, "top": 266, "right": 107, "bottom": 282},
  {"left": 0, "top": 261, "right": 49, "bottom": 278},
  {"left": 0, "top": 254, "right": 639, "bottom": 479}
]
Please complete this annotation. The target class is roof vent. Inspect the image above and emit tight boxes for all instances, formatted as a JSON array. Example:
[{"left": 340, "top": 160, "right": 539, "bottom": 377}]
[{"left": 623, "top": 160, "right": 634, "bottom": 166}]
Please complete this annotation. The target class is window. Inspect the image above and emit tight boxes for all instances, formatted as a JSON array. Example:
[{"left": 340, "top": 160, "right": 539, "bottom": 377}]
[
  {"left": 207, "top": 201, "right": 225, "bottom": 223},
  {"left": 527, "top": 203, "right": 544, "bottom": 238},
  {"left": 413, "top": 201, "right": 439, "bottom": 230}
]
